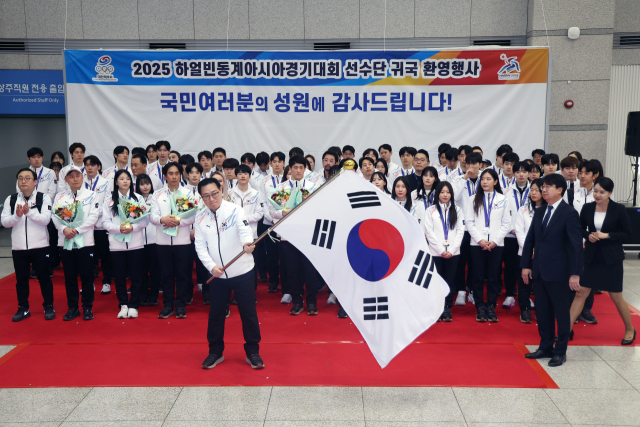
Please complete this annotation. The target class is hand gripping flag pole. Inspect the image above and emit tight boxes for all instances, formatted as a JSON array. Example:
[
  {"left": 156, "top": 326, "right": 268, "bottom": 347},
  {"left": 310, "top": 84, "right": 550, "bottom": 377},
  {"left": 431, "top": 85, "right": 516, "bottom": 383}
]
[{"left": 205, "top": 159, "right": 357, "bottom": 284}]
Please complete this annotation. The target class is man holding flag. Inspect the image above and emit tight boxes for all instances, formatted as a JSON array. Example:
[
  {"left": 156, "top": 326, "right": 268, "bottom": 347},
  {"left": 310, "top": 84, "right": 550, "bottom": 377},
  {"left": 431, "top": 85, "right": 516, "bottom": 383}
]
[{"left": 211, "top": 161, "right": 449, "bottom": 368}]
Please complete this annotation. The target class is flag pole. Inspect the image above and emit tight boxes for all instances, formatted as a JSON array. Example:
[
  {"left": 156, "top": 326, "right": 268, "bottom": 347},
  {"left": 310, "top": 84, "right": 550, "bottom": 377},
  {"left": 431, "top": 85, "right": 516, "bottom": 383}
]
[{"left": 205, "top": 160, "right": 357, "bottom": 283}]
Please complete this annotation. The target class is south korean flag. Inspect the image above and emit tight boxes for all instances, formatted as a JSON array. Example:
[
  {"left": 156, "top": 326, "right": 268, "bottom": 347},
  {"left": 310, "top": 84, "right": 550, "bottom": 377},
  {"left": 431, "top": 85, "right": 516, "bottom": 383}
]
[{"left": 275, "top": 171, "right": 449, "bottom": 368}]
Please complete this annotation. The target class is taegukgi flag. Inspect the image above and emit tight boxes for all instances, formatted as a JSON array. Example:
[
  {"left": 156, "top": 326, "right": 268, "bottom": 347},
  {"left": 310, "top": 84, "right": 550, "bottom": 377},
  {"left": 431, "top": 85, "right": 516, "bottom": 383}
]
[{"left": 275, "top": 171, "right": 449, "bottom": 368}]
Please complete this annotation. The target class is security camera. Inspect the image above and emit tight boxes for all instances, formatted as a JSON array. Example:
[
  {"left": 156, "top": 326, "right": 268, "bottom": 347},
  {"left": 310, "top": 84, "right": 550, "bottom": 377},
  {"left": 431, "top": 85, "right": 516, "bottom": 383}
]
[{"left": 568, "top": 27, "right": 580, "bottom": 40}]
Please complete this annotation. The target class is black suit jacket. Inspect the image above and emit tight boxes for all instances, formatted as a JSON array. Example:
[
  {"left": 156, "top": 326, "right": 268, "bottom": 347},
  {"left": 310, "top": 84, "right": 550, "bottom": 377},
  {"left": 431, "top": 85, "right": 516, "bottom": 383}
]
[
  {"left": 409, "top": 173, "right": 422, "bottom": 193},
  {"left": 580, "top": 200, "right": 632, "bottom": 266},
  {"left": 521, "top": 200, "right": 583, "bottom": 282}
]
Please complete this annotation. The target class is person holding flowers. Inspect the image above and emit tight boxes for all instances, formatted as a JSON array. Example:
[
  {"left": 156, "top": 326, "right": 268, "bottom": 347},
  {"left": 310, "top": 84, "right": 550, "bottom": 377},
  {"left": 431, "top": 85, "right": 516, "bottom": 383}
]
[
  {"left": 150, "top": 162, "right": 198, "bottom": 320},
  {"left": 52, "top": 165, "right": 100, "bottom": 321},
  {"left": 101, "top": 170, "right": 150, "bottom": 319}
]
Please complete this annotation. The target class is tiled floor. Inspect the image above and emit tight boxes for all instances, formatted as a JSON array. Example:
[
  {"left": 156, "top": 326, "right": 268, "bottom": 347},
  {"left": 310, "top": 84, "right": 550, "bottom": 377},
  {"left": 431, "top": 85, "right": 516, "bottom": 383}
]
[{"left": 1, "top": 225, "right": 639, "bottom": 426}]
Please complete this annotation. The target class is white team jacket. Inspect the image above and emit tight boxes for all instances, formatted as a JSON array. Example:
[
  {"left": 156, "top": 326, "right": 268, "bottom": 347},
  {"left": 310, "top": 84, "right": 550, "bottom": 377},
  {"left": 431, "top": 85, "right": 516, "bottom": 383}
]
[
  {"left": 230, "top": 186, "right": 265, "bottom": 239},
  {"left": 464, "top": 191, "right": 511, "bottom": 247},
  {"left": 515, "top": 204, "right": 538, "bottom": 256},
  {"left": 52, "top": 188, "right": 100, "bottom": 247},
  {"left": 505, "top": 184, "right": 531, "bottom": 240},
  {"left": 194, "top": 201, "right": 254, "bottom": 279},
  {"left": 102, "top": 165, "right": 131, "bottom": 193},
  {"left": 141, "top": 195, "right": 157, "bottom": 245},
  {"left": 1, "top": 191, "right": 52, "bottom": 251},
  {"left": 101, "top": 192, "right": 150, "bottom": 251},
  {"left": 423, "top": 202, "right": 466, "bottom": 257},
  {"left": 149, "top": 186, "right": 197, "bottom": 246},
  {"left": 15, "top": 166, "right": 56, "bottom": 201},
  {"left": 83, "top": 174, "right": 110, "bottom": 231}
]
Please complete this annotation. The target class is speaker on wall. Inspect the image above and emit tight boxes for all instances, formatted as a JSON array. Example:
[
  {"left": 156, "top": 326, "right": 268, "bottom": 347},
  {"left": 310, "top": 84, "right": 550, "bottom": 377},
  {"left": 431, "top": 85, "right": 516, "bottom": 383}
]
[{"left": 625, "top": 111, "right": 640, "bottom": 157}]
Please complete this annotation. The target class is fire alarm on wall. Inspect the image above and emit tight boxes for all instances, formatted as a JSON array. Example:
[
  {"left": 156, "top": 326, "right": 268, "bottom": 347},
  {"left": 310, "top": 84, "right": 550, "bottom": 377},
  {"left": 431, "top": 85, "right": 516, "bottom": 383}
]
[{"left": 564, "top": 100, "right": 574, "bottom": 108}]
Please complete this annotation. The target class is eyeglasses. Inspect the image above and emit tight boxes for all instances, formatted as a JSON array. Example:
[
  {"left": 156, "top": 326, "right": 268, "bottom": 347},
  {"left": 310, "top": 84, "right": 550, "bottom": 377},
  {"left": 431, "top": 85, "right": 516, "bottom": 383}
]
[
  {"left": 201, "top": 191, "right": 220, "bottom": 201},
  {"left": 17, "top": 177, "right": 33, "bottom": 182},
  {"left": 414, "top": 158, "right": 427, "bottom": 163},
  {"left": 541, "top": 185, "right": 556, "bottom": 190}
]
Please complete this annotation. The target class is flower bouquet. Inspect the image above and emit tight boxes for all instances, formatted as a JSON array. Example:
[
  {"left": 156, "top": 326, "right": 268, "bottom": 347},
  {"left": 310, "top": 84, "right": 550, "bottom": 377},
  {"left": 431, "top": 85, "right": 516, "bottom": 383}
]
[
  {"left": 114, "top": 198, "right": 151, "bottom": 243},
  {"left": 267, "top": 187, "right": 310, "bottom": 211},
  {"left": 162, "top": 192, "right": 200, "bottom": 237},
  {"left": 53, "top": 201, "right": 85, "bottom": 250}
]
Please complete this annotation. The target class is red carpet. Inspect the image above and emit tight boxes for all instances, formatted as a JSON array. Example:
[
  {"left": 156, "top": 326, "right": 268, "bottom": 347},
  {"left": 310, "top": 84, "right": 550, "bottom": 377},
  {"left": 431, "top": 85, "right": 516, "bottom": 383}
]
[{"left": 0, "top": 270, "right": 637, "bottom": 388}]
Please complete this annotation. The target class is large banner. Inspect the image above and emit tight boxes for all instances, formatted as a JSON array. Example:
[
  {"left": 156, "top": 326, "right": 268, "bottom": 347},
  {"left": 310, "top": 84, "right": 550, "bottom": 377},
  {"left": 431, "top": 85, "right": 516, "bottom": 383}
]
[{"left": 64, "top": 48, "right": 549, "bottom": 165}]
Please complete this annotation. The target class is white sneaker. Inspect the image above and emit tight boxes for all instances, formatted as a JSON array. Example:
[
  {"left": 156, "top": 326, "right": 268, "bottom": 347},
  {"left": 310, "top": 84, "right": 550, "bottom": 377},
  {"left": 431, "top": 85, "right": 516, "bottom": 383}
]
[
  {"left": 530, "top": 298, "right": 535, "bottom": 309},
  {"left": 502, "top": 296, "right": 516, "bottom": 308},
  {"left": 101, "top": 284, "right": 111, "bottom": 294},
  {"left": 117, "top": 305, "right": 128, "bottom": 319},
  {"left": 467, "top": 292, "right": 475, "bottom": 305},
  {"left": 455, "top": 291, "right": 466, "bottom": 306},
  {"left": 198, "top": 283, "right": 203, "bottom": 293},
  {"left": 128, "top": 308, "right": 138, "bottom": 318},
  {"left": 280, "top": 294, "right": 292, "bottom": 304},
  {"left": 327, "top": 294, "right": 337, "bottom": 305}
]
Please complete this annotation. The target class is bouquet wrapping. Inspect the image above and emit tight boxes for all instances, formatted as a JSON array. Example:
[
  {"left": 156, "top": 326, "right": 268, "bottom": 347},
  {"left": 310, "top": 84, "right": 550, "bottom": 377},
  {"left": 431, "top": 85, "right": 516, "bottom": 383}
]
[
  {"left": 162, "top": 192, "right": 200, "bottom": 237},
  {"left": 115, "top": 198, "right": 151, "bottom": 243},
  {"left": 53, "top": 201, "right": 85, "bottom": 250},
  {"left": 267, "top": 187, "right": 309, "bottom": 211}
]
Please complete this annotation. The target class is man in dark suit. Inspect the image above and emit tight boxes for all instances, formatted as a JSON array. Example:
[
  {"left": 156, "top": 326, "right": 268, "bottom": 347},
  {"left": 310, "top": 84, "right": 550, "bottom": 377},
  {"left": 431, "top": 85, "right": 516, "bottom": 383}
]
[{"left": 521, "top": 174, "right": 583, "bottom": 367}]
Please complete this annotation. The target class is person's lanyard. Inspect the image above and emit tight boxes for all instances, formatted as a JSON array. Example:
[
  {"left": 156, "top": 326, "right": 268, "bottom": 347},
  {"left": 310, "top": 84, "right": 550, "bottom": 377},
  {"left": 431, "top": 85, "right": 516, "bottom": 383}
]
[
  {"left": 502, "top": 174, "right": 513, "bottom": 188},
  {"left": 424, "top": 191, "right": 434, "bottom": 208},
  {"left": 483, "top": 192, "right": 495, "bottom": 228},
  {"left": 514, "top": 187, "right": 529, "bottom": 210},
  {"left": 467, "top": 179, "right": 479, "bottom": 197},
  {"left": 439, "top": 206, "right": 450, "bottom": 246},
  {"left": 33, "top": 167, "right": 43, "bottom": 190},
  {"left": 85, "top": 176, "right": 99, "bottom": 191},
  {"left": 158, "top": 163, "right": 165, "bottom": 185},
  {"left": 402, "top": 168, "right": 412, "bottom": 176},
  {"left": 289, "top": 179, "right": 305, "bottom": 188},
  {"left": 458, "top": 167, "right": 462, "bottom": 176}
]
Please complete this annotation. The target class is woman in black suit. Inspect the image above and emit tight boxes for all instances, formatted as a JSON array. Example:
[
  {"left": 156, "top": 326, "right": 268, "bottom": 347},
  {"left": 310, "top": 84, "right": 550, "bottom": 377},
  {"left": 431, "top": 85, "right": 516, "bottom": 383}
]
[{"left": 570, "top": 177, "right": 635, "bottom": 345}]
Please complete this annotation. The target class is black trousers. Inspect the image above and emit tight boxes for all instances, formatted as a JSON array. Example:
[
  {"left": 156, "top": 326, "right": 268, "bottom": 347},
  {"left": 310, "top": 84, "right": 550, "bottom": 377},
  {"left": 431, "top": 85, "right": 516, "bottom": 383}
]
[
  {"left": 47, "top": 220, "right": 60, "bottom": 269},
  {"left": 111, "top": 249, "right": 145, "bottom": 309},
  {"left": 502, "top": 238, "right": 519, "bottom": 297},
  {"left": 281, "top": 241, "right": 320, "bottom": 306},
  {"left": 279, "top": 239, "right": 290, "bottom": 295},
  {"left": 61, "top": 246, "right": 95, "bottom": 309},
  {"left": 454, "top": 232, "right": 471, "bottom": 293},
  {"left": 141, "top": 243, "right": 161, "bottom": 302},
  {"left": 94, "top": 230, "right": 113, "bottom": 284},
  {"left": 469, "top": 245, "right": 504, "bottom": 308},
  {"left": 262, "top": 224, "right": 280, "bottom": 287},
  {"left": 255, "top": 221, "right": 268, "bottom": 278},
  {"left": 433, "top": 255, "right": 460, "bottom": 308},
  {"left": 157, "top": 244, "right": 190, "bottom": 309},
  {"left": 517, "top": 255, "right": 534, "bottom": 311},
  {"left": 208, "top": 270, "right": 261, "bottom": 356},
  {"left": 535, "top": 278, "right": 571, "bottom": 356},
  {"left": 13, "top": 247, "right": 54, "bottom": 309}
]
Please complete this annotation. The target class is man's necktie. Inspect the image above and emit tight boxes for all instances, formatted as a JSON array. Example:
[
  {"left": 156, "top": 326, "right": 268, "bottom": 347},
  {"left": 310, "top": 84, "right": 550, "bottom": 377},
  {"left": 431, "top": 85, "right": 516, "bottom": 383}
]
[
  {"left": 568, "top": 182, "right": 574, "bottom": 206},
  {"left": 542, "top": 205, "right": 554, "bottom": 233}
]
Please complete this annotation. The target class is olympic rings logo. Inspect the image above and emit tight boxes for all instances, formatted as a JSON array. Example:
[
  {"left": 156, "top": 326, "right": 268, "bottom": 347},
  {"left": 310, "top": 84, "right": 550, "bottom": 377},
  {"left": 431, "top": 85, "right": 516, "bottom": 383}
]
[{"left": 95, "top": 65, "right": 115, "bottom": 74}]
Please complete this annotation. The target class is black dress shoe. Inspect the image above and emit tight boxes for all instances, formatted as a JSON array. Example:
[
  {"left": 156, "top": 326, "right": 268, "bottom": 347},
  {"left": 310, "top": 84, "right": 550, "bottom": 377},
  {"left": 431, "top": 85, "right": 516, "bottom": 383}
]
[
  {"left": 622, "top": 329, "right": 636, "bottom": 346},
  {"left": 63, "top": 308, "right": 81, "bottom": 321},
  {"left": 12, "top": 307, "right": 30, "bottom": 322},
  {"left": 548, "top": 354, "right": 566, "bottom": 367},
  {"left": 44, "top": 305, "right": 55, "bottom": 320},
  {"left": 268, "top": 285, "right": 279, "bottom": 293},
  {"left": 520, "top": 309, "right": 531, "bottom": 324},
  {"left": 525, "top": 349, "right": 554, "bottom": 359},
  {"left": 83, "top": 307, "right": 94, "bottom": 320}
]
